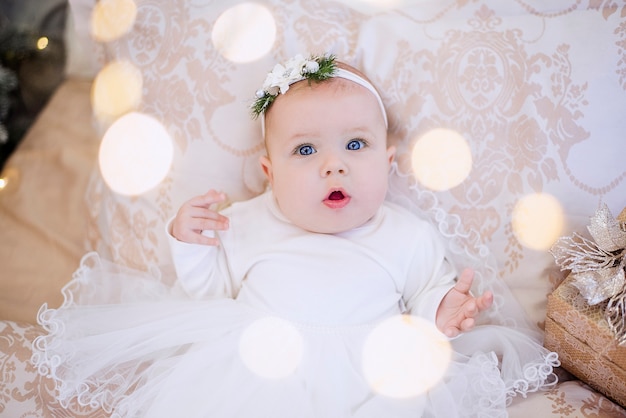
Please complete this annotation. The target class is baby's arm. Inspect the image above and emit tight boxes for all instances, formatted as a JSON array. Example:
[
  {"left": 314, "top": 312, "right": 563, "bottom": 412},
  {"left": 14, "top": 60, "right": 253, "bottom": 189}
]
[
  {"left": 171, "top": 189, "right": 230, "bottom": 245},
  {"left": 435, "top": 268, "right": 493, "bottom": 338},
  {"left": 167, "top": 189, "right": 234, "bottom": 298}
]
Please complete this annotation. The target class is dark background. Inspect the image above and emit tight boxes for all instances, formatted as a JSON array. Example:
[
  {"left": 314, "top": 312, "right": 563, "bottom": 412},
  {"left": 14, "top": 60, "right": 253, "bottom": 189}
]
[{"left": 0, "top": 0, "right": 68, "bottom": 170}]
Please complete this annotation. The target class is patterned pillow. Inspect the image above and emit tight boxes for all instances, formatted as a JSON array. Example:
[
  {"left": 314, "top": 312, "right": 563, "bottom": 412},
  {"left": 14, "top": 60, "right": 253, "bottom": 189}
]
[
  {"left": 80, "top": 0, "right": 626, "bottom": 327},
  {"left": 82, "top": 0, "right": 364, "bottom": 281}
]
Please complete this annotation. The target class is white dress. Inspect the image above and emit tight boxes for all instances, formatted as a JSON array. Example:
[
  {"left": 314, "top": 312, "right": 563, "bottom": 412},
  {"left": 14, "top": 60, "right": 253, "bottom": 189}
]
[{"left": 32, "top": 191, "right": 558, "bottom": 418}]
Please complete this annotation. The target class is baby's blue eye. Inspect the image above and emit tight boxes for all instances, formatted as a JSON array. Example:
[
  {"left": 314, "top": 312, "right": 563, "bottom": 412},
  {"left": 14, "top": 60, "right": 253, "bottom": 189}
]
[
  {"left": 297, "top": 144, "right": 316, "bottom": 156},
  {"left": 346, "top": 139, "right": 365, "bottom": 151}
]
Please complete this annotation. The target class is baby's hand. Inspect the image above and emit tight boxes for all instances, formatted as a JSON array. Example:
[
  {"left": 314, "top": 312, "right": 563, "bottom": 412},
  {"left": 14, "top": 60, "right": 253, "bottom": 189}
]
[
  {"left": 435, "top": 268, "right": 493, "bottom": 338},
  {"left": 171, "top": 190, "right": 229, "bottom": 246}
]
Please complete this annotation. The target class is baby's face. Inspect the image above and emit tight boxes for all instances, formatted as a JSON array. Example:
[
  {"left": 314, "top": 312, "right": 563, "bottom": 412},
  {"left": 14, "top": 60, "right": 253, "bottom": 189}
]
[{"left": 260, "top": 78, "right": 395, "bottom": 234}]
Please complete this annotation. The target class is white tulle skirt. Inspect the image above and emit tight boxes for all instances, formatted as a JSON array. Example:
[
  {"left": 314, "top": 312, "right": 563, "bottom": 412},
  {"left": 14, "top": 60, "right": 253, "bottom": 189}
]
[{"left": 32, "top": 252, "right": 559, "bottom": 418}]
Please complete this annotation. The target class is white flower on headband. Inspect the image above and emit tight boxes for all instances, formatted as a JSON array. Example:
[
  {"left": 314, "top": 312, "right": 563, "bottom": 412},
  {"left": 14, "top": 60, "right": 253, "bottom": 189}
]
[
  {"left": 263, "top": 55, "right": 318, "bottom": 95},
  {"left": 251, "top": 54, "right": 336, "bottom": 119}
]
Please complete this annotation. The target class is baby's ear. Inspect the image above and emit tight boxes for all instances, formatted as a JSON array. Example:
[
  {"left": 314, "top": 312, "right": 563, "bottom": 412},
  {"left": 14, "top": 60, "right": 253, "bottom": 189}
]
[{"left": 259, "top": 155, "right": 274, "bottom": 185}]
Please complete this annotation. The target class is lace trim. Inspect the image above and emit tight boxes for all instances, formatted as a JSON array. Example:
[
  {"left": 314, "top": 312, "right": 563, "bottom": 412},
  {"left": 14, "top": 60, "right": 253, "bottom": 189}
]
[
  {"left": 31, "top": 252, "right": 158, "bottom": 415},
  {"left": 460, "top": 352, "right": 508, "bottom": 417},
  {"left": 32, "top": 167, "right": 561, "bottom": 415},
  {"left": 388, "top": 163, "right": 540, "bottom": 330},
  {"left": 506, "top": 352, "right": 560, "bottom": 402},
  {"left": 388, "top": 163, "right": 560, "bottom": 405}
]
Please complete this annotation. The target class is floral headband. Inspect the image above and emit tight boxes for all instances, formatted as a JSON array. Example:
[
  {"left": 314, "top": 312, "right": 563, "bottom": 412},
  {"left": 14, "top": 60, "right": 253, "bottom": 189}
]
[{"left": 251, "top": 54, "right": 388, "bottom": 129}]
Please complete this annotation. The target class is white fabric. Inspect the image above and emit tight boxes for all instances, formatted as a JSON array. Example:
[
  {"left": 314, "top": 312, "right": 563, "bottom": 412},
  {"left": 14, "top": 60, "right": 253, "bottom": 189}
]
[
  {"left": 31, "top": 189, "right": 559, "bottom": 418},
  {"left": 168, "top": 191, "right": 453, "bottom": 324}
]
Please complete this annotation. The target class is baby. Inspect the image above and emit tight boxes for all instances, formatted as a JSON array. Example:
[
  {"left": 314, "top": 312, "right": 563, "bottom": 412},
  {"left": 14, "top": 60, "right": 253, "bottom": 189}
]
[
  {"left": 171, "top": 55, "right": 493, "bottom": 338},
  {"left": 33, "top": 54, "right": 558, "bottom": 418}
]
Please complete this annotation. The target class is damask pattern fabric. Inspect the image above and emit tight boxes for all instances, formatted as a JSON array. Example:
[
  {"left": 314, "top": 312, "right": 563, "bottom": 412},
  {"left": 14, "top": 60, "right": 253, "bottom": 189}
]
[
  {"left": 82, "top": 0, "right": 626, "bottom": 329},
  {"left": 1, "top": 0, "right": 625, "bottom": 416},
  {"left": 0, "top": 321, "right": 110, "bottom": 417}
]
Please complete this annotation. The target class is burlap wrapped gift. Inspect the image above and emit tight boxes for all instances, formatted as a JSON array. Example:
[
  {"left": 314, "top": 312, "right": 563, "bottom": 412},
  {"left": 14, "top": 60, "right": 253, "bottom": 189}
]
[{"left": 545, "top": 276, "right": 626, "bottom": 408}]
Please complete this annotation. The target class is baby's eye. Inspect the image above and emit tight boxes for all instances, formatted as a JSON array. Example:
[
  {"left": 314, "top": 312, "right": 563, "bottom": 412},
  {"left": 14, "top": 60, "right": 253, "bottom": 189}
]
[
  {"left": 296, "top": 144, "right": 316, "bottom": 156},
  {"left": 346, "top": 139, "right": 366, "bottom": 151}
]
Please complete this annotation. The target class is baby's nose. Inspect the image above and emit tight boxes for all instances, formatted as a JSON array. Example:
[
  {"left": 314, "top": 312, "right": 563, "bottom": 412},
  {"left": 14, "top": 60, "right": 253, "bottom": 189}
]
[{"left": 321, "top": 156, "right": 348, "bottom": 177}]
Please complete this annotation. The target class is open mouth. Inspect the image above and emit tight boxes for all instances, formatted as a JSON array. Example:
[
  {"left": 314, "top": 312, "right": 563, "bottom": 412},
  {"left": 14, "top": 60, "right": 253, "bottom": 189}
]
[
  {"left": 324, "top": 189, "right": 350, "bottom": 209},
  {"left": 328, "top": 190, "right": 345, "bottom": 201}
]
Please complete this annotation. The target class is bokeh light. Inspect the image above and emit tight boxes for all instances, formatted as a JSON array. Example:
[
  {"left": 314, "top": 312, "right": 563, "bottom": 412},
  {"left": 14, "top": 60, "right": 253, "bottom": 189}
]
[
  {"left": 91, "top": 0, "right": 137, "bottom": 42},
  {"left": 36, "top": 37, "right": 49, "bottom": 50},
  {"left": 362, "top": 315, "right": 451, "bottom": 398},
  {"left": 512, "top": 193, "right": 564, "bottom": 251},
  {"left": 0, "top": 167, "right": 20, "bottom": 193},
  {"left": 91, "top": 60, "right": 143, "bottom": 125},
  {"left": 211, "top": 3, "right": 276, "bottom": 63},
  {"left": 238, "top": 317, "right": 303, "bottom": 379},
  {"left": 98, "top": 112, "right": 173, "bottom": 196},
  {"left": 411, "top": 128, "right": 473, "bottom": 191}
]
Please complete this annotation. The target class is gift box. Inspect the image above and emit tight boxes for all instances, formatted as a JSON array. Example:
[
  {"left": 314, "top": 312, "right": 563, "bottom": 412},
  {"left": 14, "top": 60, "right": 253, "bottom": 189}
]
[{"left": 544, "top": 276, "right": 626, "bottom": 408}]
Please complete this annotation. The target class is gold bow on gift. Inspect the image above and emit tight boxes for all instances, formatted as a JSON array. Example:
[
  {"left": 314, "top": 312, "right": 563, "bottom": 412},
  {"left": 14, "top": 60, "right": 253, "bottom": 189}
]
[{"left": 551, "top": 204, "right": 626, "bottom": 346}]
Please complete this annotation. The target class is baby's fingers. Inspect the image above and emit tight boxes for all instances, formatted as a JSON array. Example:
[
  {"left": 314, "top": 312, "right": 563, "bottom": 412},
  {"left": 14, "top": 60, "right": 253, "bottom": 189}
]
[
  {"left": 443, "top": 327, "right": 459, "bottom": 339},
  {"left": 171, "top": 190, "right": 229, "bottom": 244},
  {"left": 476, "top": 291, "right": 494, "bottom": 312},
  {"left": 454, "top": 268, "right": 475, "bottom": 294},
  {"left": 187, "top": 190, "right": 227, "bottom": 209},
  {"left": 184, "top": 206, "right": 229, "bottom": 230},
  {"left": 463, "top": 299, "right": 478, "bottom": 318},
  {"left": 191, "top": 214, "right": 229, "bottom": 232},
  {"left": 458, "top": 317, "right": 476, "bottom": 333},
  {"left": 183, "top": 230, "right": 221, "bottom": 246},
  {"left": 172, "top": 217, "right": 223, "bottom": 246}
]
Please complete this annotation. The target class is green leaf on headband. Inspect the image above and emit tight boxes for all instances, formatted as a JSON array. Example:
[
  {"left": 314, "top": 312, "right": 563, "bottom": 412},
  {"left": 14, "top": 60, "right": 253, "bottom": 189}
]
[{"left": 250, "top": 54, "right": 337, "bottom": 120}]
